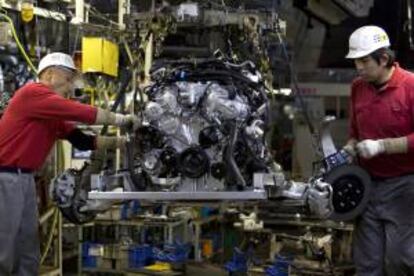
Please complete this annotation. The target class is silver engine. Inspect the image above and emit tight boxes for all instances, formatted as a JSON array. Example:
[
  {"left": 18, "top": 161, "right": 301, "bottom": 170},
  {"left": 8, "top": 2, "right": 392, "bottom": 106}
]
[
  {"left": 128, "top": 59, "right": 274, "bottom": 194},
  {"left": 137, "top": 78, "right": 268, "bottom": 192}
]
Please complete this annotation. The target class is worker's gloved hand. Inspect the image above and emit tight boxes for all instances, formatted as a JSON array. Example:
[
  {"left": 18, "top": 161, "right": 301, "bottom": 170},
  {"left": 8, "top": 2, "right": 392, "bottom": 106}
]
[
  {"left": 115, "top": 114, "right": 140, "bottom": 130},
  {"left": 79, "top": 199, "right": 115, "bottom": 212},
  {"left": 340, "top": 143, "right": 357, "bottom": 163},
  {"left": 95, "top": 109, "right": 140, "bottom": 130},
  {"left": 307, "top": 179, "right": 333, "bottom": 219},
  {"left": 342, "top": 143, "right": 357, "bottom": 157},
  {"left": 356, "top": 139, "right": 385, "bottom": 159}
]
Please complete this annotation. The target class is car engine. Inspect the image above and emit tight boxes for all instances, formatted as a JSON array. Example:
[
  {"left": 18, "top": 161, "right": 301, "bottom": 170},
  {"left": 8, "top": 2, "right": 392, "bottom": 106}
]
[{"left": 132, "top": 59, "right": 271, "bottom": 192}]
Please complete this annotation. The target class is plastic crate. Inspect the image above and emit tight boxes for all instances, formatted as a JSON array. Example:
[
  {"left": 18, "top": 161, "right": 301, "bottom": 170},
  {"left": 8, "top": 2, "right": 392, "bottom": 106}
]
[
  {"left": 224, "top": 248, "right": 248, "bottom": 273},
  {"left": 265, "top": 255, "right": 292, "bottom": 276},
  {"left": 82, "top": 256, "right": 97, "bottom": 268},
  {"left": 153, "top": 243, "right": 191, "bottom": 263},
  {"left": 128, "top": 245, "right": 153, "bottom": 268},
  {"left": 82, "top": 242, "right": 103, "bottom": 268}
]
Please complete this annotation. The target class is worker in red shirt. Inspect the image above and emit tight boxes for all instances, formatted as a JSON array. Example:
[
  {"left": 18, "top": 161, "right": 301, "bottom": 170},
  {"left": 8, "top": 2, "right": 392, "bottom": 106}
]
[
  {"left": 0, "top": 52, "right": 139, "bottom": 275},
  {"left": 343, "top": 26, "right": 414, "bottom": 275}
]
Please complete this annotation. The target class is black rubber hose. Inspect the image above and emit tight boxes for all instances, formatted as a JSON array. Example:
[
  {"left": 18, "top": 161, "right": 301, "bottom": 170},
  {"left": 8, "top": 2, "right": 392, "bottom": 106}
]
[
  {"left": 225, "top": 123, "right": 246, "bottom": 188},
  {"left": 257, "top": 87, "right": 270, "bottom": 128},
  {"left": 125, "top": 137, "right": 147, "bottom": 191},
  {"left": 100, "top": 69, "right": 132, "bottom": 135}
]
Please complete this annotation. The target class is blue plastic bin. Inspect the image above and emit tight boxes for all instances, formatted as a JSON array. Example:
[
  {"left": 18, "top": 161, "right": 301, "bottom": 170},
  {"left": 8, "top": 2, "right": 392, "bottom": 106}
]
[{"left": 128, "top": 245, "right": 153, "bottom": 268}]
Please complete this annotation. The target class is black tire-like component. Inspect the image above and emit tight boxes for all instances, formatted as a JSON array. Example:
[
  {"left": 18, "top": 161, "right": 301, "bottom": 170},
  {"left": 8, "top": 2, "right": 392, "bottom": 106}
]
[
  {"left": 324, "top": 164, "right": 371, "bottom": 221},
  {"left": 59, "top": 201, "right": 96, "bottom": 224},
  {"left": 57, "top": 185, "right": 96, "bottom": 224},
  {"left": 53, "top": 169, "right": 97, "bottom": 224},
  {"left": 178, "top": 147, "right": 210, "bottom": 178}
]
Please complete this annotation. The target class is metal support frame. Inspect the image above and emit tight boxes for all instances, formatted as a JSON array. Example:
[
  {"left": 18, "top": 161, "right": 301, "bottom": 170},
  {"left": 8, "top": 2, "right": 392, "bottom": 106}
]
[
  {"left": 40, "top": 144, "right": 64, "bottom": 275},
  {"left": 193, "top": 215, "right": 222, "bottom": 262},
  {"left": 74, "top": 0, "right": 84, "bottom": 24},
  {"left": 88, "top": 191, "right": 267, "bottom": 201},
  {"left": 143, "top": 33, "right": 154, "bottom": 85},
  {"left": 39, "top": 212, "right": 62, "bottom": 276},
  {"left": 0, "top": 1, "right": 66, "bottom": 21},
  {"left": 118, "top": 0, "right": 130, "bottom": 30}
]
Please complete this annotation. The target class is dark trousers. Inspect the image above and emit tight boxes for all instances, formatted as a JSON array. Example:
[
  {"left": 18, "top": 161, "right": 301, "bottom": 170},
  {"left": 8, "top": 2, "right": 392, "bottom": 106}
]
[
  {"left": 0, "top": 172, "right": 40, "bottom": 276},
  {"left": 353, "top": 174, "right": 414, "bottom": 276}
]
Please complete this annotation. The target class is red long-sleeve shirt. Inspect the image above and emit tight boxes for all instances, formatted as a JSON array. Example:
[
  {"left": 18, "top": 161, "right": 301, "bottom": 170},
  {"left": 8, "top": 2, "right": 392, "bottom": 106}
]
[
  {"left": 349, "top": 64, "right": 414, "bottom": 178},
  {"left": 0, "top": 82, "right": 97, "bottom": 170}
]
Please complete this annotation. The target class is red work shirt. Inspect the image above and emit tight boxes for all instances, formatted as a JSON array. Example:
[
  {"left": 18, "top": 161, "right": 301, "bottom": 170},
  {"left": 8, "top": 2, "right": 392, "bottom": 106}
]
[
  {"left": 349, "top": 64, "right": 414, "bottom": 178},
  {"left": 0, "top": 82, "right": 97, "bottom": 170}
]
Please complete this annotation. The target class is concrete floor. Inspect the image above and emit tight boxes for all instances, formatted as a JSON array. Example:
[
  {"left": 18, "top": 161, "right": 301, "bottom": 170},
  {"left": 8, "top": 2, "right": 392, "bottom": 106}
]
[
  {"left": 63, "top": 262, "right": 229, "bottom": 275},
  {"left": 186, "top": 263, "right": 227, "bottom": 276}
]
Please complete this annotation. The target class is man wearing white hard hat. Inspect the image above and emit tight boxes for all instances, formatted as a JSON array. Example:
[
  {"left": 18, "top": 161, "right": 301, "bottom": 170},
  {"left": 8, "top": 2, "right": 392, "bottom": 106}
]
[
  {"left": 0, "top": 52, "right": 139, "bottom": 275},
  {"left": 343, "top": 26, "right": 414, "bottom": 275}
]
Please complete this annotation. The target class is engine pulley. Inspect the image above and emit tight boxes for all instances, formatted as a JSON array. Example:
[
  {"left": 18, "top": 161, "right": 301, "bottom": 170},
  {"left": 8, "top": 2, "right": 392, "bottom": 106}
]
[{"left": 178, "top": 147, "right": 210, "bottom": 178}]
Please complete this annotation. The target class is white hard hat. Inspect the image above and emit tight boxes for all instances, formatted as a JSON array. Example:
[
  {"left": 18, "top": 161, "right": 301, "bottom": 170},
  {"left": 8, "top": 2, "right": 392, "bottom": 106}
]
[
  {"left": 345, "top": 25, "right": 390, "bottom": 59},
  {"left": 37, "top": 52, "right": 77, "bottom": 75}
]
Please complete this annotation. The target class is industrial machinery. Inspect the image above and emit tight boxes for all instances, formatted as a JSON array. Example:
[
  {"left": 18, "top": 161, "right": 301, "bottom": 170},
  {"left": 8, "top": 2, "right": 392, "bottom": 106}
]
[
  {"left": 50, "top": 57, "right": 370, "bottom": 225},
  {"left": 50, "top": 2, "right": 371, "bottom": 225}
]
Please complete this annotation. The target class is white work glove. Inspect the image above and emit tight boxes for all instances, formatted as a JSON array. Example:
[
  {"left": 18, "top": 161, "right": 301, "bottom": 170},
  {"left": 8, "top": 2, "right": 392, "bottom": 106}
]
[
  {"left": 115, "top": 114, "right": 140, "bottom": 130},
  {"left": 342, "top": 143, "right": 357, "bottom": 157},
  {"left": 356, "top": 139, "right": 385, "bottom": 159},
  {"left": 341, "top": 143, "right": 357, "bottom": 163},
  {"left": 79, "top": 199, "right": 115, "bottom": 212},
  {"left": 308, "top": 180, "right": 333, "bottom": 219}
]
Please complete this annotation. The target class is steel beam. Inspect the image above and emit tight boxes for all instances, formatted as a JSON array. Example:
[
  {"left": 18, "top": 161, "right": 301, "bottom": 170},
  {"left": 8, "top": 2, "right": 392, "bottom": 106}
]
[{"left": 88, "top": 191, "right": 267, "bottom": 200}]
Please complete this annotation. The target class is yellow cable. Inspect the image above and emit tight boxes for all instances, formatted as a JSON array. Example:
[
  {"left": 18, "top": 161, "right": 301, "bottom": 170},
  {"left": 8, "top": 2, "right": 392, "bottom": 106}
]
[
  {"left": 0, "top": 13, "right": 38, "bottom": 76},
  {"left": 40, "top": 208, "right": 59, "bottom": 264}
]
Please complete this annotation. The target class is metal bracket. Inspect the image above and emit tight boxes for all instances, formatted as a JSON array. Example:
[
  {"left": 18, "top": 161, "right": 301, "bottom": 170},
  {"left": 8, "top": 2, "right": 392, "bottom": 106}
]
[{"left": 88, "top": 191, "right": 267, "bottom": 201}]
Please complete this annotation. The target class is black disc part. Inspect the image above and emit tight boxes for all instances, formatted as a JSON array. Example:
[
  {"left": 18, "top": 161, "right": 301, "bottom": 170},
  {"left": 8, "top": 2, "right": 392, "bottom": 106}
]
[
  {"left": 58, "top": 188, "right": 96, "bottom": 224},
  {"left": 178, "top": 147, "right": 210, "bottom": 178},
  {"left": 53, "top": 171, "right": 97, "bottom": 224},
  {"left": 324, "top": 164, "right": 372, "bottom": 221},
  {"left": 59, "top": 203, "right": 96, "bottom": 224}
]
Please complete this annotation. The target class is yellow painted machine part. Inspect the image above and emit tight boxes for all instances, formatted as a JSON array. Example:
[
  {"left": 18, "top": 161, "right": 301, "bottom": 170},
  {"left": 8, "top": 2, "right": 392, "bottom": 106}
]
[
  {"left": 103, "top": 40, "right": 119, "bottom": 77},
  {"left": 82, "top": 37, "right": 119, "bottom": 77}
]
